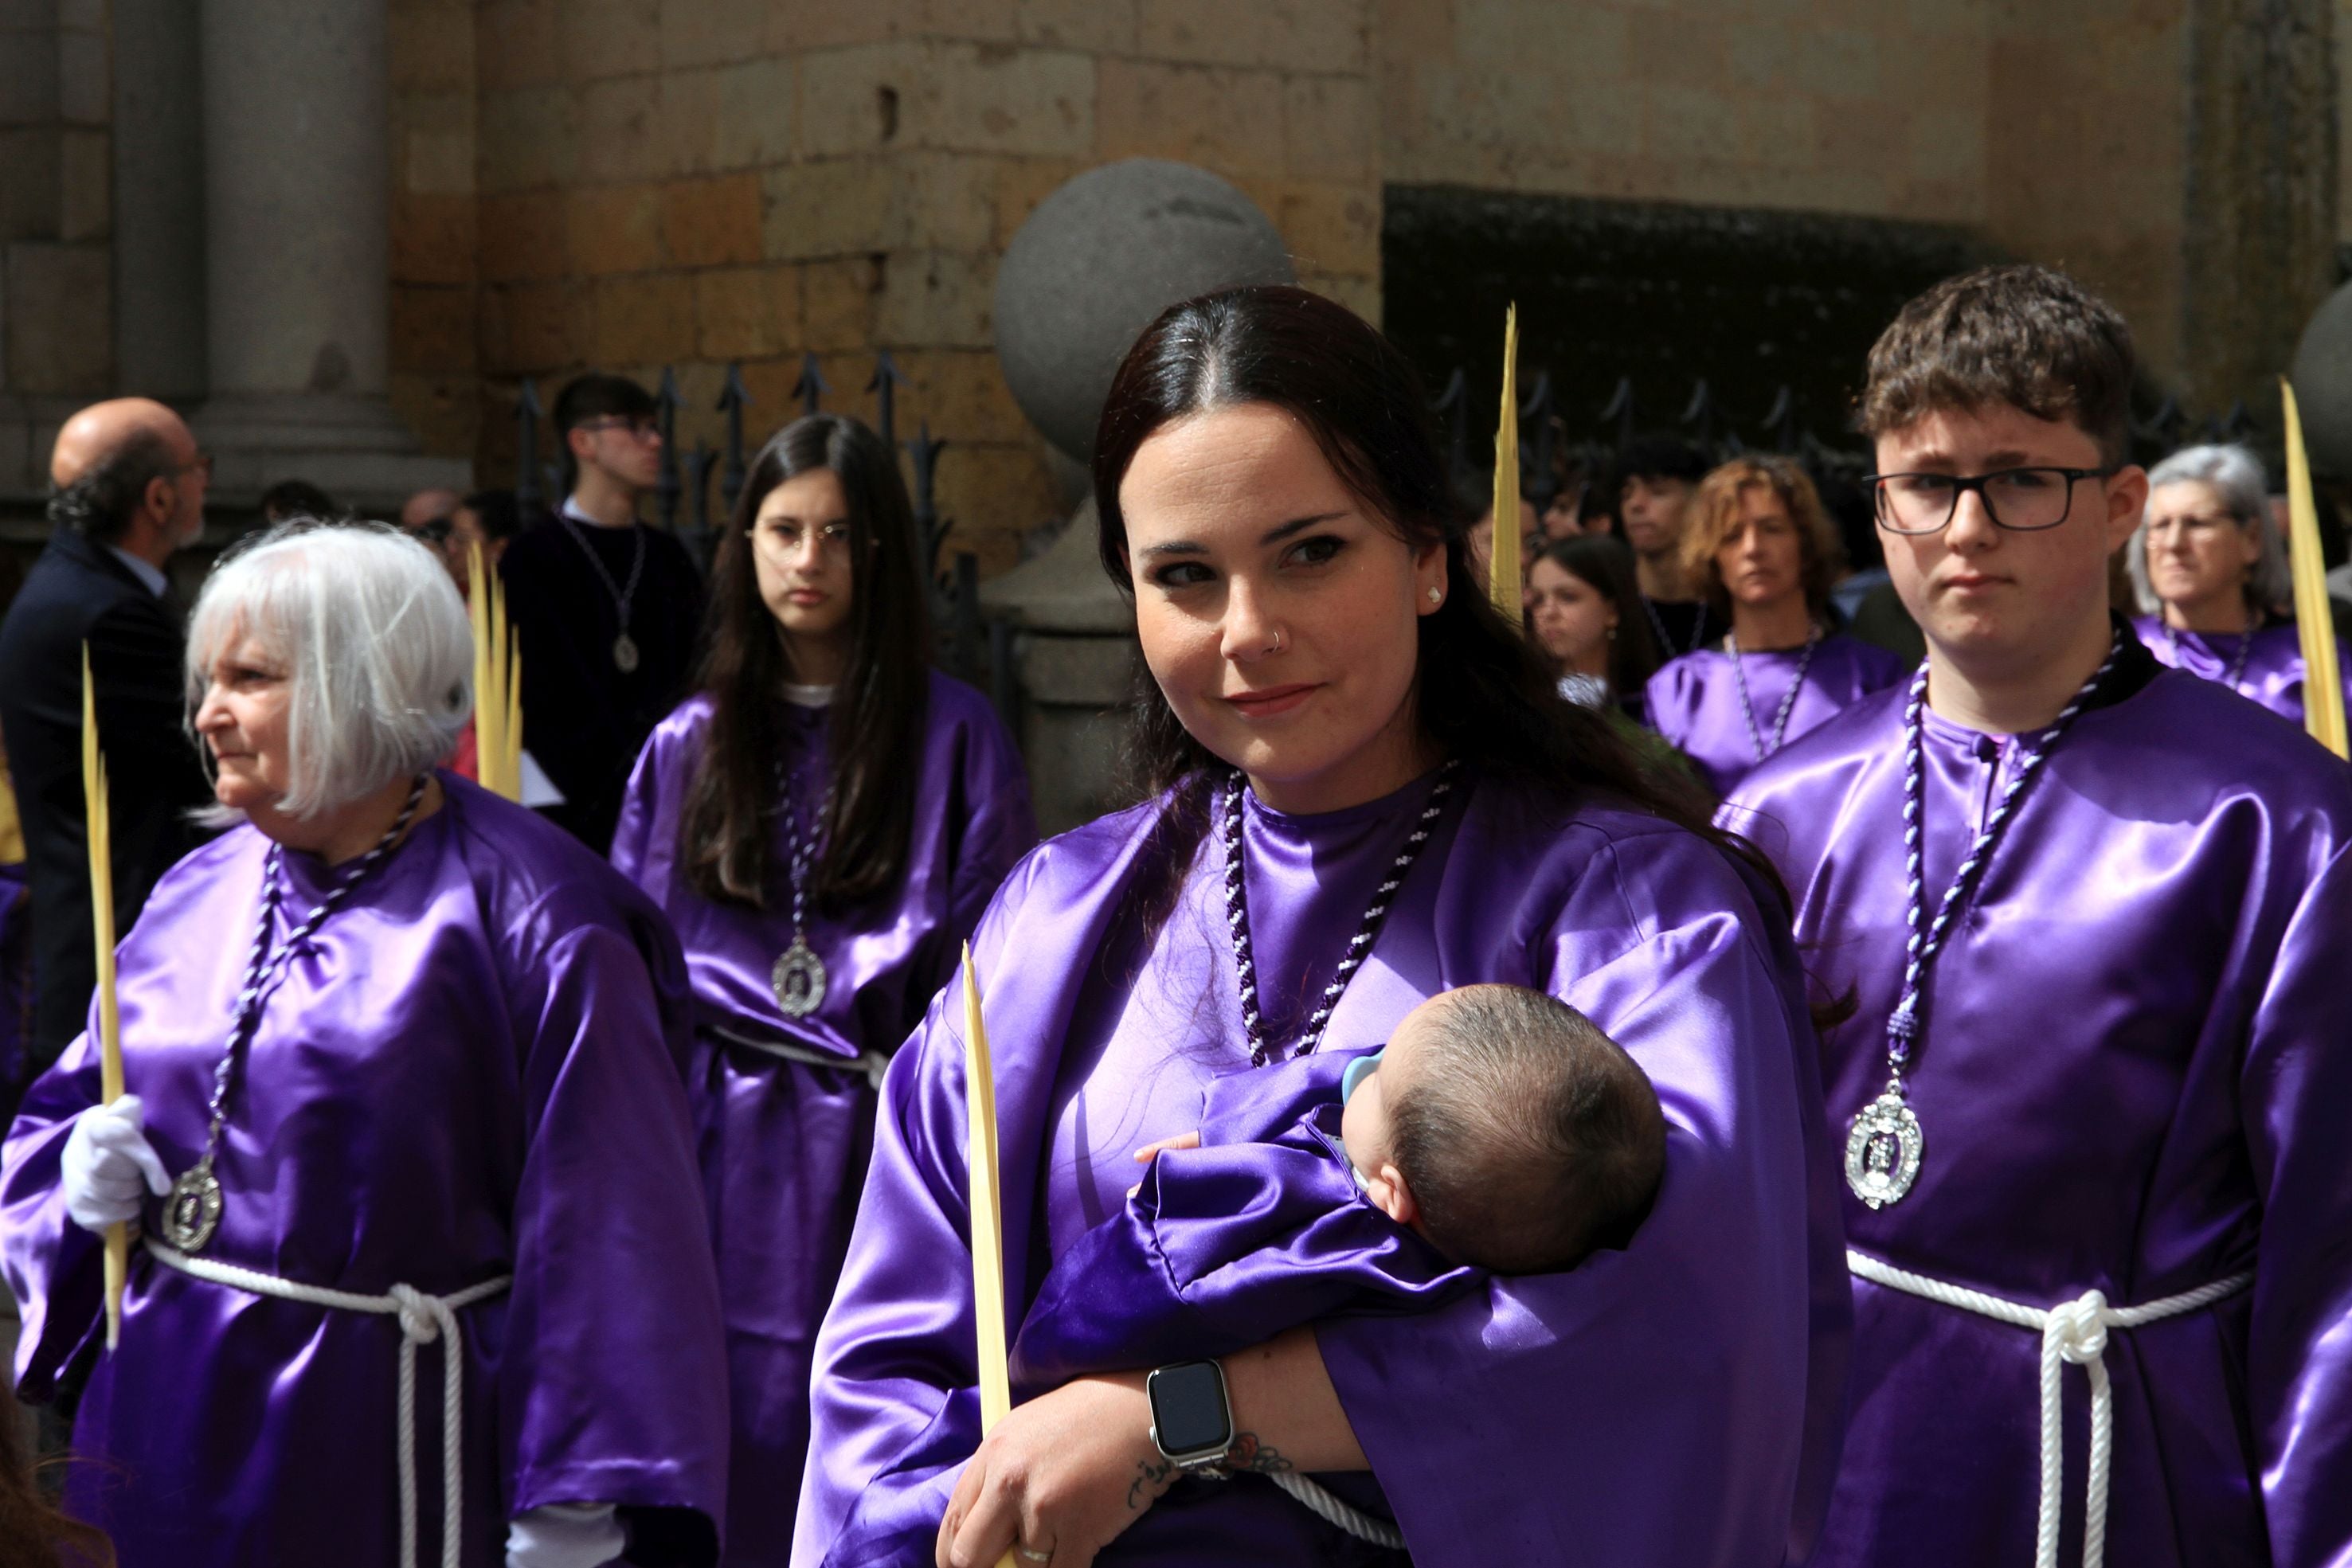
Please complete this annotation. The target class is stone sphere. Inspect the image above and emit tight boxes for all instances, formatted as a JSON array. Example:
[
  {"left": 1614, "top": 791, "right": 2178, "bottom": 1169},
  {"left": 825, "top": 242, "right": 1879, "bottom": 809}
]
[
  {"left": 2291, "top": 282, "right": 2352, "bottom": 475},
  {"left": 994, "top": 159, "right": 1295, "bottom": 461}
]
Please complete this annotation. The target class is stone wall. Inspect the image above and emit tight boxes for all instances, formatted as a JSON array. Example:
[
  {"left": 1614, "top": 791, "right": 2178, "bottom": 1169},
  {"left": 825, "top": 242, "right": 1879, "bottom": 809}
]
[
  {"left": 0, "top": 0, "right": 113, "bottom": 496},
  {"left": 407, "top": 0, "right": 1382, "bottom": 573},
  {"left": 350, "top": 0, "right": 2334, "bottom": 558}
]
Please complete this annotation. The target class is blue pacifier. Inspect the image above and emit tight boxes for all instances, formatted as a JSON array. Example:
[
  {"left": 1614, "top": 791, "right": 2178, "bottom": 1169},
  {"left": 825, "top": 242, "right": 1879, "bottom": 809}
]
[{"left": 1340, "top": 1048, "right": 1385, "bottom": 1106}]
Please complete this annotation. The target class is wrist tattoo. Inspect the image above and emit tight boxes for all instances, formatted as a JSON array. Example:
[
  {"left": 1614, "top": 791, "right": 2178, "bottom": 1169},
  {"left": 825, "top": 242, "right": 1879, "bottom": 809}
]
[
  {"left": 1227, "top": 1433, "right": 1293, "bottom": 1476},
  {"left": 1127, "top": 1455, "right": 1175, "bottom": 1510}
]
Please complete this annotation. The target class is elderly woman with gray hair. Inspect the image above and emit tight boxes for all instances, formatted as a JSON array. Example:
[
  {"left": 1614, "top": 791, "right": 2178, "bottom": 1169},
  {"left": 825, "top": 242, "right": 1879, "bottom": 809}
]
[
  {"left": 2129, "top": 444, "right": 2352, "bottom": 721},
  {"left": 1, "top": 522, "right": 729, "bottom": 1568}
]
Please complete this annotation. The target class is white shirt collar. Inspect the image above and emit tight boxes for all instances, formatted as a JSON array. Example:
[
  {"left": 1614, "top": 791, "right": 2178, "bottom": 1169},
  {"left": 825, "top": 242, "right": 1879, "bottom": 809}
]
[
  {"left": 104, "top": 545, "right": 168, "bottom": 598},
  {"left": 562, "top": 495, "right": 636, "bottom": 528},
  {"left": 781, "top": 682, "right": 836, "bottom": 709}
]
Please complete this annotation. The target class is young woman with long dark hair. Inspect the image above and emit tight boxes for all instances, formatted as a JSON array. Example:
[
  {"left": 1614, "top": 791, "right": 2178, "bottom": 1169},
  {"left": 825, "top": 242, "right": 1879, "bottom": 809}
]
[
  {"left": 795, "top": 288, "right": 1845, "bottom": 1568},
  {"left": 610, "top": 413, "right": 1036, "bottom": 1566},
  {"left": 1527, "top": 532, "right": 1661, "bottom": 716}
]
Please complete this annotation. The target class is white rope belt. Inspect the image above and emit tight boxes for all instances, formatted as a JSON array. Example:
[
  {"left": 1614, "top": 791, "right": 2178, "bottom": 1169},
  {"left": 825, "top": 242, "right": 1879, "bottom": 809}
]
[
  {"left": 1269, "top": 1471, "right": 1405, "bottom": 1550},
  {"left": 1847, "top": 1249, "right": 2251, "bottom": 1568},
  {"left": 145, "top": 1238, "right": 512, "bottom": 1568},
  {"left": 713, "top": 1023, "right": 891, "bottom": 1090}
]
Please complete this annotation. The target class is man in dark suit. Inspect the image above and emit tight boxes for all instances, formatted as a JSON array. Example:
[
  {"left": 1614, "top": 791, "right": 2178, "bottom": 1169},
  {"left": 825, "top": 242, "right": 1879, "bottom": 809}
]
[{"left": 0, "top": 398, "right": 215, "bottom": 1109}]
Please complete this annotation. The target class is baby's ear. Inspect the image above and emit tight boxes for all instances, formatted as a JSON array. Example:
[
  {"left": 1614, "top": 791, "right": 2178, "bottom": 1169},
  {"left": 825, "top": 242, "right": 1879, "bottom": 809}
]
[{"left": 1366, "top": 1163, "right": 1419, "bottom": 1227}]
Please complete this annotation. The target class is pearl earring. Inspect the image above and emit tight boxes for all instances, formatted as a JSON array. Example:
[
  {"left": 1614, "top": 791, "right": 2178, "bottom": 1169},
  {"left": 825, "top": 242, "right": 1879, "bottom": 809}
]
[{"left": 1426, "top": 587, "right": 1442, "bottom": 604}]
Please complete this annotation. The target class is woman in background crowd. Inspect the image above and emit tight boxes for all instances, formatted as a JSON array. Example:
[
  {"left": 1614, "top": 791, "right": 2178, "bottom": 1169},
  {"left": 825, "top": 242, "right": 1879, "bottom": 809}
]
[
  {"left": 1646, "top": 457, "right": 1907, "bottom": 796},
  {"left": 2129, "top": 444, "right": 2352, "bottom": 723}
]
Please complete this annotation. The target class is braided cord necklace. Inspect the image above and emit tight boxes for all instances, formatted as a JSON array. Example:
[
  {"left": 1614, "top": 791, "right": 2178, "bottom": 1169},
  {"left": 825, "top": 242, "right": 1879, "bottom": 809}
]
[
  {"left": 1222, "top": 762, "right": 1460, "bottom": 1069},
  {"left": 1845, "top": 633, "right": 2121, "bottom": 1210},
  {"left": 559, "top": 512, "right": 649, "bottom": 672},
  {"left": 769, "top": 759, "right": 836, "bottom": 1019},
  {"left": 162, "top": 775, "right": 430, "bottom": 1253},
  {"left": 2162, "top": 609, "right": 2257, "bottom": 694},
  {"left": 1643, "top": 596, "right": 1709, "bottom": 659},
  {"left": 1728, "top": 626, "right": 1822, "bottom": 763}
]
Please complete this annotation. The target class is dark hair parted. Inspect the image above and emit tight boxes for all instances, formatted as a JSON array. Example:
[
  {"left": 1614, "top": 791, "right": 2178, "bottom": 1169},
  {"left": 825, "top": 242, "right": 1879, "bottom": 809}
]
[
  {"left": 259, "top": 478, "right": 340, "bottom": 525},
  {"left": 1861, "top": 263, "right": 2138, "bottom": 467},
  {"left": 1679, "top": 456, "right": 1846, "bottom": 623},
  {"left": 1612, "top": 432, "right": 1710, "bottom": 491},
  {"left": 1093, "top": 285, "right": 1742, "bottom": 883},
  {"left": 679, "top": 413, "right": 932, "bottom": 912},
  {"left": 46, "top": 429, "right": 179, "bottom": 547},
  {"left": 1534, "top": 534, "right": 1661, "bottom": 697},
  {"left": 1389, "top": 984, "right": 1665, "bottom": 1273}
]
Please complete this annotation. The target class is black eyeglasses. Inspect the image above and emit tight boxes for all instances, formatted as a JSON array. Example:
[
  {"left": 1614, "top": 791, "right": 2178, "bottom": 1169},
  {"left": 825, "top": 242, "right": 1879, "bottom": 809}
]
[
  {"left": 1865, "top": 467, "right": 2117, "bottom": 535},
  {"left": 575, "top": 416, "right": 660, "bottom": 440}
]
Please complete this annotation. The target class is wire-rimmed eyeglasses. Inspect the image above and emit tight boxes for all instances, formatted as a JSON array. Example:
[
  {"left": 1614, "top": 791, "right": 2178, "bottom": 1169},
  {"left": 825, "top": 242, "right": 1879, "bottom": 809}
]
[{"left": 1865, "top": 467, "right": 2118, "bottom": 535}]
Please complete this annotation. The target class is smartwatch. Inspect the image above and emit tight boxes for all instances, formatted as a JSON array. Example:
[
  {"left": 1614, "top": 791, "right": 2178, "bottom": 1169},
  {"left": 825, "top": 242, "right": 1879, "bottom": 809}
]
[{"left": 1146, "top": 1359, "right": 1235, "bottom": 1473}]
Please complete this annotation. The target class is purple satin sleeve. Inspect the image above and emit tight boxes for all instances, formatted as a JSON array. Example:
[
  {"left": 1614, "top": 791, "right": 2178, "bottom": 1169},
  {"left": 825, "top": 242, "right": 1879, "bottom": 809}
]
[
  {"left": 1315, "top": 828, "right": 1842, "bottom": 1567},
  {"left": 2238, "top": 844, "right": 2352, "bottom": 1566},
  {"left": 2, "top": 1038, "right": 105, "bottom": 1397},
  {"left": 1009, "top": 1067, "right": 1470, "bottom": 1396}
]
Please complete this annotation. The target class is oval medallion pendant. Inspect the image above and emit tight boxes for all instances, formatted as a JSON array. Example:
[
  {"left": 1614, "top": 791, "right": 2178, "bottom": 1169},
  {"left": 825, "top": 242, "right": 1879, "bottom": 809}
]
[
  {"left": 772, "top": 937, "right": 828, "bottom": 1018},
  {"left": 163, "top": 1165, "right": 224, "bottom": 1253},
  {"left": 1844, "top": 1089, "right": 1924, "bottom": 1210},
  {"left": 613, "top": 633, "right": 640, "bottom": 674}
]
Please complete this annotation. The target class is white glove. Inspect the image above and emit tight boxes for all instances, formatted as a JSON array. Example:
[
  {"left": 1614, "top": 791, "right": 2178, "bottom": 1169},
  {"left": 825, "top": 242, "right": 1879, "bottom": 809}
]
[
  {"left": 507, "top": 1502, "right": 624, "bottom": 1568},
  {"left": 61, "top": 1094, "right": 171, "bottom": 1234}
]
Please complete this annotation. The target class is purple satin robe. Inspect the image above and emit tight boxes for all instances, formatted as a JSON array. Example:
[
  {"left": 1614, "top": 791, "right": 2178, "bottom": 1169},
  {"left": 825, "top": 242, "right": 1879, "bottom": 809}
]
[
  {"left": 1008, "top": 1050, "right": 1472, "bottom": 1397},
  {"left": 1721, "top": 642, "right": 2352, "bottom": 1568},
  {"left": 2131, "top": 613, "right": 2352, "bottom": 726},
  {"left": 2, "top": 774, "right": 730, "bottom": 1567},
  {"left": 1646, "top": 635, "right": 1910, "bottom": 797},
  {"left": 795, "top": 768, "right": 1849, "bottom": 1568},
  {"left": 611, "top": 673, "right": 1037, "bottom": 1568}
]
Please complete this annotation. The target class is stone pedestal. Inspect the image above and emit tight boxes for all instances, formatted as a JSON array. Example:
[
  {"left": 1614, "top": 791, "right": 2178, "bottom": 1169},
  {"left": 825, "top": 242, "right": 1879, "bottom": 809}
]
[
  {"left": 980, "top": 499, "right": 1141, "bottom": 837},
  {"left": 190, "top": 0, "right": 464, "bottom": 514}
]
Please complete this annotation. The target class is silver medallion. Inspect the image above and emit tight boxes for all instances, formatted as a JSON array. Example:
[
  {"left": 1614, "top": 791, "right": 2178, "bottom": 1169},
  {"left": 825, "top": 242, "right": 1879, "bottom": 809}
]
[
  {"left": 1845, "top": 1088, "right": 1924, "bottom": 1210},
  {"left": 164, "top": 1164, "right": 224, "bottom": 1253},
  {"left": 772, "top": 937, "right": 828, "bottom": 1017},
  {"left": 613, "top": 632, "right": 640, "bottom": 674}
]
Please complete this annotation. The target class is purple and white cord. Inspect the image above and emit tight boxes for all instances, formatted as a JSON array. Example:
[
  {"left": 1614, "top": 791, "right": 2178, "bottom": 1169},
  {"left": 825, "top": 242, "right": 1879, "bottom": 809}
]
[
  {"left": 1728, "top": 627, "right": 1822, "bottom": 764},
  {"left": 1882, "top": 633, "right": 2122, "bottom": 1087},
  {"left": 1222, "top": 761, "right": 1459, "bottom": 1069}
]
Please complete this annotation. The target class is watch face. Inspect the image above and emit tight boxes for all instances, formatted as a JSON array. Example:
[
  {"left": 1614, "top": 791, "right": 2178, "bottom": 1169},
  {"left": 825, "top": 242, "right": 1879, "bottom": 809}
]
[{"left": 1150, "top": 1362, "right": 1233, "bottom": 1457}]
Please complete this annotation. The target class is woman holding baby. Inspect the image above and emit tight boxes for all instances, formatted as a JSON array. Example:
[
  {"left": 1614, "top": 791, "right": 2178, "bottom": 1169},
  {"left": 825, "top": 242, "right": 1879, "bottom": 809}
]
[{"left": 794, "top": 287, "right": 1846, "bottom": 1568}]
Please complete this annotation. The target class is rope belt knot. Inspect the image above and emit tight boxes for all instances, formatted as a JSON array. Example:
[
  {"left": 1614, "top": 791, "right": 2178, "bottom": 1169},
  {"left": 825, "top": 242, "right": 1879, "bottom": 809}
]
[
  {"left": 1847, "top": 1249, "right": 2250, "bottom": 1568},
  {"left": 144, "top": 1237, "right": 512, "bottom": 1568}
]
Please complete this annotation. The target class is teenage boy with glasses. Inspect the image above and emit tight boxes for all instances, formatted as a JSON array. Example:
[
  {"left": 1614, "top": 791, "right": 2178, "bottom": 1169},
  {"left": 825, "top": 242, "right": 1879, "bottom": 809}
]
[
  {"left": 1724, "top": 264, "right": 2352, "bottom": 1568},
  {"left": 499, "top": 373, "right": 703, "bottom": 850}
]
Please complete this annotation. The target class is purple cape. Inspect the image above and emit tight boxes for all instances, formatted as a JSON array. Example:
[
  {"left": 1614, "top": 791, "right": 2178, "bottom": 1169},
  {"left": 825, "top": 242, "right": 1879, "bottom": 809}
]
[
  {"left": 1646, "top": 634, "right": 1911, "bottom": 798},
  {"left": 795, "top": 768, "right": 1849, "bottom": 1567},
  {"left": 1007, "top": 1050, "right": 1472, "bottom": 1397},
  {"left": 2131, "top": 613, "right": 2352, "bottom": 725},
  {"left": 2, "top": 774, "right": 730, "bottom": 1567},
  {"left": 1722, "top": 643, "right": 2352, "bottom": 1568},
  {"left": 610, "top": 672, "right": 1037, "bottom": 1567}
]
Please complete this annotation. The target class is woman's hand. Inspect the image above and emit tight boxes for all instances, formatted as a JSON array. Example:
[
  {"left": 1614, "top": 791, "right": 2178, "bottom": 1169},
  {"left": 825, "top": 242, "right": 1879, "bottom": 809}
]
[{"left": 937, "top": 1372, "right": 1173, "bottom": 1568}]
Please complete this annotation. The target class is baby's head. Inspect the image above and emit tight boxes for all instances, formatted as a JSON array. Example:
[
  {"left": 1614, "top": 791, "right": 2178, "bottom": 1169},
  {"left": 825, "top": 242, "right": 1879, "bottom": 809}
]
[{"left": 1340, "top": 984, "right": 1665, "bottom": 1274}]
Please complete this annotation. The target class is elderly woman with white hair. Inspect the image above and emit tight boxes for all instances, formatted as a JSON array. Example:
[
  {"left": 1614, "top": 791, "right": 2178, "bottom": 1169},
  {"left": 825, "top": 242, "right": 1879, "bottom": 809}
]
[
  {"left": 1, "top": 522, "right": 730, "bottom": 1568},
  {"left": 2129, "top": 443, "right": 2352, "bottom": 721}
]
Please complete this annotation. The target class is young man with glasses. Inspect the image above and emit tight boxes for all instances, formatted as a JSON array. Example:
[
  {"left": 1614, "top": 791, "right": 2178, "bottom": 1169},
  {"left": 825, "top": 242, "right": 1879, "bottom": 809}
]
[
  {"left": 1723, "top": 264, "right": 2352, "bottom": 1567},
  {"left": 500, "top": 372, "right": 703, "bottom": 850}
]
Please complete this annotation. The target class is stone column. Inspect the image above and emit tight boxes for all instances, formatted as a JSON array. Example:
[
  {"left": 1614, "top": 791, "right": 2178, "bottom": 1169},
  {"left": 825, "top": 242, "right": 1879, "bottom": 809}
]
[
  {"left": 2181, "top": 0, "right": 2338, "bottom": 415},
  {"left": 113, "top": 0, "right": 207, "bottom": 405},
  {"left": 193, "top": 0, "right": 464, "bottom": 511}
]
